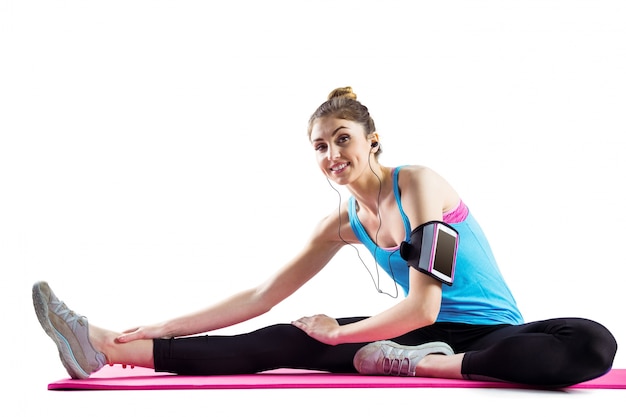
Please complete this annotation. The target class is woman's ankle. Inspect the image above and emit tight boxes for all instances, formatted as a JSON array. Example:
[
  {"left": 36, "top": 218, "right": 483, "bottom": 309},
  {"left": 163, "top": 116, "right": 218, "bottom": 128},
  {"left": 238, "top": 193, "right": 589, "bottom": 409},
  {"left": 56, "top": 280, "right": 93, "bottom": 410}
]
[
  {"left": 89, "top": 326, "right": 155, "bottom": 369},
  {"left": 414, "top": 353, "right": 465, "bottom": 379},
  {"left": 88, "top": 325, "right": 118, "bottom": 364}
]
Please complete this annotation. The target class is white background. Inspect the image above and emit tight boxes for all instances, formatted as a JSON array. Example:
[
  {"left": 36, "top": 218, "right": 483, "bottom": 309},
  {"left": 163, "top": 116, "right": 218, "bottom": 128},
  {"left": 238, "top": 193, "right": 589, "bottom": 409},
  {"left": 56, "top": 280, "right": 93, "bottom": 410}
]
[{"left": 1, "top": 0, "right": 625, "bottom": 414}]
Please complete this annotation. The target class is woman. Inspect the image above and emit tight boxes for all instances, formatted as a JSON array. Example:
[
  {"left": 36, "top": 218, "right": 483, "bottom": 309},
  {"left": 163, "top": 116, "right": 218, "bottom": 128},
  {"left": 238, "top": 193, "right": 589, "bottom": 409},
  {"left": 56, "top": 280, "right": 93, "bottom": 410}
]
[{"left": 33, "top": 87, "right": 617, "bottom": 387}]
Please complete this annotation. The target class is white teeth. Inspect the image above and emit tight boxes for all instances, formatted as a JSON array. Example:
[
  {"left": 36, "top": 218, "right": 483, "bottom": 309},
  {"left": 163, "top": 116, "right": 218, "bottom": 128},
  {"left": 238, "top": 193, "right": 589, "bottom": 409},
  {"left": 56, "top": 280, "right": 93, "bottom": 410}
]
[{"left": 331, "top": 163, "right": 347, "bottom": 171}]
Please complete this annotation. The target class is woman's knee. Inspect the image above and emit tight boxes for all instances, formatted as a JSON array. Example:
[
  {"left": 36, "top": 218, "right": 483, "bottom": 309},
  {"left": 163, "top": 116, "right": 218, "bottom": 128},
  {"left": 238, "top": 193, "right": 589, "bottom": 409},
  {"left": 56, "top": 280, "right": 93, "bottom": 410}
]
[{"left": 569, "top": 318, "right": 618, "bottom": 374}]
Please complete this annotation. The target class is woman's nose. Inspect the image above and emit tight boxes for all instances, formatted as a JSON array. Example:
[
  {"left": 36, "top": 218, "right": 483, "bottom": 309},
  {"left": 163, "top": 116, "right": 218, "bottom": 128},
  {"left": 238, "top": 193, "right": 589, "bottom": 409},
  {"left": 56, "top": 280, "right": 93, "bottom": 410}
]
[{"left": 327, "top": 145, "right": 340, "bottom": 160}]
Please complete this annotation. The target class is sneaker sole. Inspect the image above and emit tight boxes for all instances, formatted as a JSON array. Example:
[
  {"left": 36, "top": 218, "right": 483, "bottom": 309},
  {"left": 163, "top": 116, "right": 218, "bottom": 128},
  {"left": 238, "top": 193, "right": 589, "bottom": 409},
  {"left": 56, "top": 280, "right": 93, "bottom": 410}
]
[{"left": 32, "top": 283, "right": 90, "bottom": 379}]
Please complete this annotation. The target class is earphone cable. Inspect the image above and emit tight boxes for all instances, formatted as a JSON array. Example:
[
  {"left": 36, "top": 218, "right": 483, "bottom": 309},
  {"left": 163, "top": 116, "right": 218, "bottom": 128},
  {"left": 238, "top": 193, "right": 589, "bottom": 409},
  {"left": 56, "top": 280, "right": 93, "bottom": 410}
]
[{"left": 325, "top": 161, "right": 399, "bottom": 298}]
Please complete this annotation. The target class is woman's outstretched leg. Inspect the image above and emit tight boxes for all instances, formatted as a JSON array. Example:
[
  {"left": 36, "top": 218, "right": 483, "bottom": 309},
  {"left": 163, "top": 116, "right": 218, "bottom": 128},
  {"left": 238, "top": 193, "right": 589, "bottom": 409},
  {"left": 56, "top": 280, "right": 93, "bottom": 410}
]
[
  {"left": 153, "top": 318, "right": 369, "bottom": 375},
  {"left": 33, "top": 281, "right": 154, "bottom": 379},
  {"left": 33, "top": 281, "right": 368, "bottom": 378}
]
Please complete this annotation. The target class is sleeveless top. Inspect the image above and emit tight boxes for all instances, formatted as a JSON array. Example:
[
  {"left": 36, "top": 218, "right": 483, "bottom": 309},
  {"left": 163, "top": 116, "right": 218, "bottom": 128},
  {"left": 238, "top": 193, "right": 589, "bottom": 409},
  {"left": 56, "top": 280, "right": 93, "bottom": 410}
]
[{"left": 348, "top": 166, "right": 523, "bottom": 325}]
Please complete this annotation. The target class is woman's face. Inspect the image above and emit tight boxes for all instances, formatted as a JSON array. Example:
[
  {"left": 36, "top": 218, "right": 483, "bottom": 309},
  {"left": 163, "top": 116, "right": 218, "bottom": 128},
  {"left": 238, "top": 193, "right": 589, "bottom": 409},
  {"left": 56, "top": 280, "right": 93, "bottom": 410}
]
[{"left": 310, "top": 117, "right": 374, "bottom": 185}]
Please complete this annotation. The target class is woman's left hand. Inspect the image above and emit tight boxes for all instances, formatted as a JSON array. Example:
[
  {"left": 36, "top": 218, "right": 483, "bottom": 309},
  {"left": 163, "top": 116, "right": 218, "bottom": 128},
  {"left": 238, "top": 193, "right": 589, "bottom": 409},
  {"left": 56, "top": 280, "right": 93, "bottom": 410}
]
[{"left": 291, "top": 314, "right": 340, "bottom": 345}]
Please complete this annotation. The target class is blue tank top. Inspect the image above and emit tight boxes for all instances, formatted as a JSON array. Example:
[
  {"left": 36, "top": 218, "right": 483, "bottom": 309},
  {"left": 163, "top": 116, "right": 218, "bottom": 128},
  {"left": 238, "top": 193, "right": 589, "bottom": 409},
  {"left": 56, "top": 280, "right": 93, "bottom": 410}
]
[{"left": 348, "top": 167, "right": 524, "bottom": 325}]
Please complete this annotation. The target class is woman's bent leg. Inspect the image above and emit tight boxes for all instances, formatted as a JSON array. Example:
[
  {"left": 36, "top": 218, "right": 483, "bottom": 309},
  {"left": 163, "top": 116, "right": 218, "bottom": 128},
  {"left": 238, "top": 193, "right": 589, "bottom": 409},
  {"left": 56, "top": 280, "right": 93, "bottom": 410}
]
[
  {"left": 461, "top": 317, "right": 618, "bottom": 387},
  {"left": 154, "top": 318, "right": 369, "bottom": 375}
]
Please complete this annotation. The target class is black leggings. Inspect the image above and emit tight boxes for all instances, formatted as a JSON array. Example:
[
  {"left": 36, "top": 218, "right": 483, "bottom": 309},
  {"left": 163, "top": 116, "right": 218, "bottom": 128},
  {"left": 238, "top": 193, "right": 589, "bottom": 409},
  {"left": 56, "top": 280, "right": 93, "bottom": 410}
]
[{"left": 153, "top": 317, "right": 617, "bottom": 387}]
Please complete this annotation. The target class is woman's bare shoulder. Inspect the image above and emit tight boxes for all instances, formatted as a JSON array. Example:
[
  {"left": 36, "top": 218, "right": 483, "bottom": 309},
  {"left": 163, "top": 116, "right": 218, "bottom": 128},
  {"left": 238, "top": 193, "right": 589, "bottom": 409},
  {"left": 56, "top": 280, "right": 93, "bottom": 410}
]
[
  {"left": 396, "top": 165, "right": 460, "bottom": 213},
  {"left": 397, "top": 165, "right": 447, "bottom": 187}
]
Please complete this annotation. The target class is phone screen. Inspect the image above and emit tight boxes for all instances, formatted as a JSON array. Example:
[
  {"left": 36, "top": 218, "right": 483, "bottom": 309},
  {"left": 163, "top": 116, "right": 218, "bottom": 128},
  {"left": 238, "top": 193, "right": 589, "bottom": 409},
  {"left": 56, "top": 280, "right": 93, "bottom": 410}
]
[{"left": 433, "top": 229, "right": 456, "bottom": 278}]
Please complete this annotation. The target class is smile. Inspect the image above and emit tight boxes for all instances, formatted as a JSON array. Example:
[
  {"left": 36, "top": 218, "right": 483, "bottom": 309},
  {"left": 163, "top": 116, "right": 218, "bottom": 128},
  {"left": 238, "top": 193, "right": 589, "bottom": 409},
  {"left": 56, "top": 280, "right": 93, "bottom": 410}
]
[{"left": 330, "top": 162, "right": 349, "bottom": 172}]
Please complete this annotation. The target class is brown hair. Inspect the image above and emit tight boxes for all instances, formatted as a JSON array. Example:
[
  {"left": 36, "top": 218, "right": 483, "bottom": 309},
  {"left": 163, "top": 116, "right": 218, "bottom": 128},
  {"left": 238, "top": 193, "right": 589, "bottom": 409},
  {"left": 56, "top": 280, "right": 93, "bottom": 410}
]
[{"left": 307, "top": 87, "right": 380, "bottom": 155}]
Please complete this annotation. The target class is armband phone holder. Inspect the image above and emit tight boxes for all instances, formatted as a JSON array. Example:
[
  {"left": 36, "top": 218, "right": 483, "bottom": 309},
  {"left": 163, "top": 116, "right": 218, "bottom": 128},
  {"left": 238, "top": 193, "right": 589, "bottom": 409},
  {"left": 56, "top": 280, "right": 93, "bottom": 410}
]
[{"left": 399, "top": 220, "right": 459, "bottom": 286}]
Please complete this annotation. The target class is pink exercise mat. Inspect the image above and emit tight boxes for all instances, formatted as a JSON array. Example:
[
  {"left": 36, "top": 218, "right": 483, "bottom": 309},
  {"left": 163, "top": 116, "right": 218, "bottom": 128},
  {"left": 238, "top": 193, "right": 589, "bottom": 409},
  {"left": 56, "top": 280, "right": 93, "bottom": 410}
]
[{"left": 47, "top": 366, "right": 626, "bottom": 390}]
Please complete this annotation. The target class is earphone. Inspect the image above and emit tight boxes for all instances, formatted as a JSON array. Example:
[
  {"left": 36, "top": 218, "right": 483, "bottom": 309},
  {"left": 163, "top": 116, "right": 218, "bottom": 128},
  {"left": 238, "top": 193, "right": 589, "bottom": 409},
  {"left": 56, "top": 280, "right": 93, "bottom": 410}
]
[{"left": 371, "top": 142, "right": 378, "bottom": 148}]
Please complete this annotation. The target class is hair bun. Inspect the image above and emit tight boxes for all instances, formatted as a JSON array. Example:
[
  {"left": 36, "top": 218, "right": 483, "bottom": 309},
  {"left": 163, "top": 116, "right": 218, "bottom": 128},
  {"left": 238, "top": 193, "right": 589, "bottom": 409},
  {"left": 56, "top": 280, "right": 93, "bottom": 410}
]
[{"left": 327, "top": 86, "right": 357, "bottom": 101}]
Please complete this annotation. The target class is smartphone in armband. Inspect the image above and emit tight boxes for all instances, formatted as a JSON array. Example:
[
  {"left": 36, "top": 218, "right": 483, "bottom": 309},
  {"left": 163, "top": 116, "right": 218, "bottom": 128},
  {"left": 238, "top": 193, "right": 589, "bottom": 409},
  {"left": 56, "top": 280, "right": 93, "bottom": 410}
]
[
  {"left": 400, "top": 221, "right": 459, "bottom": 286},
  {"left": 428, "top": 223, "right": 459, "bottom": 286}
]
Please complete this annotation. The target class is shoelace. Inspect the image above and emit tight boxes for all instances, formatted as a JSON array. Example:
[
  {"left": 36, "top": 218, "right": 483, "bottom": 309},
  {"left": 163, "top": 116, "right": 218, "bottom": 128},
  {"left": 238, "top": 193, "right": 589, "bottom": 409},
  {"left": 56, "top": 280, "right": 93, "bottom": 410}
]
[
  {"left": 51, "top": 298, "right": 86, "bottom": 329},
  {"left": 382, "top": 356, "right": 412, "bottom": 376}
]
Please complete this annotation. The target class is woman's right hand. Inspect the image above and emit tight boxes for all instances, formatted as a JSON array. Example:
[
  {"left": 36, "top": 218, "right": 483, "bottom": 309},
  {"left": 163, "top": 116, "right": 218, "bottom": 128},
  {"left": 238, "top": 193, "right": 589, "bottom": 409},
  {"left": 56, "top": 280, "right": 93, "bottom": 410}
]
[{"left": 115, "top": 323, "right": 169, "bottom": 343}]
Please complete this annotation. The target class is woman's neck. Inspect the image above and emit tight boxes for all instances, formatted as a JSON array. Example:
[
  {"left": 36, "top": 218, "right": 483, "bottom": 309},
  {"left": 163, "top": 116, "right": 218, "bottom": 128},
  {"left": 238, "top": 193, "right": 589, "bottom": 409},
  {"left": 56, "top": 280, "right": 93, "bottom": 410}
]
[{"left": 347, "top": 165, "right": 393, "bottom": 215}]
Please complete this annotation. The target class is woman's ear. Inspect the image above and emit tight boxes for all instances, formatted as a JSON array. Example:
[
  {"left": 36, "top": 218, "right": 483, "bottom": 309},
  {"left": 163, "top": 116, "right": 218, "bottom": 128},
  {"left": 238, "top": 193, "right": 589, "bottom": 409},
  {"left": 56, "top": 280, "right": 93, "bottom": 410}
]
[{"left": 368, "top": 133, "right": 380, "bottom": 151}]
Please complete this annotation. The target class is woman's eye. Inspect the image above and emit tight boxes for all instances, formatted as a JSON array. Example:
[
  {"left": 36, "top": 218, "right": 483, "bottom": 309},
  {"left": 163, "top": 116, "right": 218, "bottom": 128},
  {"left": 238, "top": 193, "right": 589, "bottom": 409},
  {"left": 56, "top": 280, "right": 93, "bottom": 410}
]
[
  {"left": 315, "top": 144, "right": 327, "bottom": 152},
  {"left": 337, "top": 135, "right": 349, "bottom": 143}
]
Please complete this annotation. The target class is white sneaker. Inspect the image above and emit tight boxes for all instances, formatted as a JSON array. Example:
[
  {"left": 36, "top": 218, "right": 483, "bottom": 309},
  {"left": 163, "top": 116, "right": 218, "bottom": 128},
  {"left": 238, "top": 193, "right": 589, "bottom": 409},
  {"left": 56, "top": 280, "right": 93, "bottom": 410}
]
[
  {"left": 354, "top": 340, "right": 454, "bottom": 376},
  {"left": 32, "top": 281, "right": 106, "bottom": 379}
]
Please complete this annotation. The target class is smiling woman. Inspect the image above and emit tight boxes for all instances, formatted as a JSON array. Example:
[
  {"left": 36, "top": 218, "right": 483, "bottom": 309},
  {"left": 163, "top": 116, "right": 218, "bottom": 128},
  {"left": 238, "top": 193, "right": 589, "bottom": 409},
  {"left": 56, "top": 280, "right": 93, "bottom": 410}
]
[
  {"left": 32, "top": 86, "right": 617, "bottom": 387},
  {"left": 311, "top": 118, "right": 378, "bottom": 185}
]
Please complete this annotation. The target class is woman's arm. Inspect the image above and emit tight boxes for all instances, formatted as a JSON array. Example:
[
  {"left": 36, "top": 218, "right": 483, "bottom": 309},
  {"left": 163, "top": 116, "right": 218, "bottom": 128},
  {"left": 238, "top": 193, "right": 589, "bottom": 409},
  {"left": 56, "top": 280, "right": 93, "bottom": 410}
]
[
  {"left": 116, "top": 213, "right": 345, "bottom": 343},
  {"left": 292, "top": 166, "right": 459, "bottom": 345},
  {"left": 292, "top": 271, "right": 442, "bottom": 345}
]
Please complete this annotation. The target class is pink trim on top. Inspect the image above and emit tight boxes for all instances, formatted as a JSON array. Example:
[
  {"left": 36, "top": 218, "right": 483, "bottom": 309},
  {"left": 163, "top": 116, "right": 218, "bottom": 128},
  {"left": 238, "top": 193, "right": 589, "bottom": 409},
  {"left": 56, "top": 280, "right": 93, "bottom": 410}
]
[{"left": 443, "top": 200, "right": 469, "bottom": 224}]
